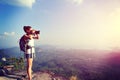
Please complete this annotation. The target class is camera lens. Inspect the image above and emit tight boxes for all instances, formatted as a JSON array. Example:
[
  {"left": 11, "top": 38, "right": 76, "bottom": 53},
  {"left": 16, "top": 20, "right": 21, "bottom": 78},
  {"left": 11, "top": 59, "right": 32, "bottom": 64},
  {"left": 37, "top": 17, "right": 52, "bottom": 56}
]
[{"left": 35, "top": 31, "right": 40, "bottom": 34}]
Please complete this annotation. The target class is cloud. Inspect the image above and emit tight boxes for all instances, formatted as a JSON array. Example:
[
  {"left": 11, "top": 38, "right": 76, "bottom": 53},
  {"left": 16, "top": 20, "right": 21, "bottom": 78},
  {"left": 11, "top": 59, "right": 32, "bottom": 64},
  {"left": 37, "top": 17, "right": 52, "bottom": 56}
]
[
  {"left": 4, "top": 32, "right": 15, "bottom": 36},
  {"left": 0, "top": 0, "right": 36, "bottom": 8},
  {"left": 0, "top": 32, "right": 16, "bottom": 38},
  {"left": 67, "top": 0, "right": 83, "bottom": 5}
]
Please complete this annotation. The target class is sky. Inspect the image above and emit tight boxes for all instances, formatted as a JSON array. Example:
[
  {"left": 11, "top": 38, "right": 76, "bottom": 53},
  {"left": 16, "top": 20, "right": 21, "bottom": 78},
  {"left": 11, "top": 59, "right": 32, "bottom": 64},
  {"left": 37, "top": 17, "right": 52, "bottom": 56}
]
[{"left": 0, "top": 0, "right": 120, "bottom": 49}]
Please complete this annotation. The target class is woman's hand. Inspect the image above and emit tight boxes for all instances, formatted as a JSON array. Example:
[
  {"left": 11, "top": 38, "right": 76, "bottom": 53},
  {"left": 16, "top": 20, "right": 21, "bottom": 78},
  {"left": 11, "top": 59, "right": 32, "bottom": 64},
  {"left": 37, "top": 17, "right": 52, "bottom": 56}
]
[{"left": 32, "top": 34, "right": 39, "bottom": 39}]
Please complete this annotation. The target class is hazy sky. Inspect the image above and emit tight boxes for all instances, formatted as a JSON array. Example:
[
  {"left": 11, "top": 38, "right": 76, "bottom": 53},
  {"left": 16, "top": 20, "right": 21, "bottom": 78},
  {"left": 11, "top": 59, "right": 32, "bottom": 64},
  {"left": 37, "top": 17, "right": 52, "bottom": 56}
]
[{"left": 0, "top": 0, "right": 120, "bottom": 49}]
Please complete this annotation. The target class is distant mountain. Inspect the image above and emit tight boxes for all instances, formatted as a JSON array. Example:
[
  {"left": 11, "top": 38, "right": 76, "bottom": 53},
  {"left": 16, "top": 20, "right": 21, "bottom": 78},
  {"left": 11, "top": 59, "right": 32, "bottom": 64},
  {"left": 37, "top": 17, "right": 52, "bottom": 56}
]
[
  {"left": 0, "top": 45, "right": 58, "bottom": 58},
  {"left": 0, "top": 47, "right": 22, "bottom": 58}
]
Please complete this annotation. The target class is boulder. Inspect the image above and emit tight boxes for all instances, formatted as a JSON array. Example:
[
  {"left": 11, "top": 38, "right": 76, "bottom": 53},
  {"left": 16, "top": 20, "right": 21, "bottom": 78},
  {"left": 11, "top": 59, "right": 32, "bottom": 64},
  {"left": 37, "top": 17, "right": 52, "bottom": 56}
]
[{"left": 0, "top": 69, "right": 6, "bottom": 76}]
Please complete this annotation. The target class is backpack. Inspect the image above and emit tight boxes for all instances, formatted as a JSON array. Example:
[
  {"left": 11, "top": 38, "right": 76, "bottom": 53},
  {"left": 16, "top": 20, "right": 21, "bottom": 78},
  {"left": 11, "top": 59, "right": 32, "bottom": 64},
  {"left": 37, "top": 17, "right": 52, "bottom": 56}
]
[{"left": 19, "top": 35, "right": 27, "bottom": 52}]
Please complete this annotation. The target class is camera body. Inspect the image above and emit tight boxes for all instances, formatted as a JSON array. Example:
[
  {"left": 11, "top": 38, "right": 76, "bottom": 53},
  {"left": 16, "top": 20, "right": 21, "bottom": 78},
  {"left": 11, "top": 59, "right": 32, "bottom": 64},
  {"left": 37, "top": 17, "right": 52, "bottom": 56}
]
[
  {"left": 35, "top": 30, "right": 40, "bottom": 34},
  {"left": 30, "top": 30, "right": 40, "bottom": 35}
]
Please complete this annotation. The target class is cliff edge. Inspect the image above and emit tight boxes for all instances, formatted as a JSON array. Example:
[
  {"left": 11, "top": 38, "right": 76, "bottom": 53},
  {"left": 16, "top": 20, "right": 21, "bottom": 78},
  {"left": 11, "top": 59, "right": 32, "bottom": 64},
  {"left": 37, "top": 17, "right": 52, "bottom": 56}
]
[{"left": 0, "top": 71, "right": 67, "bottom": 80}]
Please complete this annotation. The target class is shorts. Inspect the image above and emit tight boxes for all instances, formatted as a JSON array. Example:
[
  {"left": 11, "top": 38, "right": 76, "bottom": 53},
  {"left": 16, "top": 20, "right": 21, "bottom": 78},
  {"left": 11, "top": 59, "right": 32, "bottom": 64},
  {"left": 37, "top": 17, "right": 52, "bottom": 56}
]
[{"left": 25, "top": 53, "right": 35, "bottom": 59}]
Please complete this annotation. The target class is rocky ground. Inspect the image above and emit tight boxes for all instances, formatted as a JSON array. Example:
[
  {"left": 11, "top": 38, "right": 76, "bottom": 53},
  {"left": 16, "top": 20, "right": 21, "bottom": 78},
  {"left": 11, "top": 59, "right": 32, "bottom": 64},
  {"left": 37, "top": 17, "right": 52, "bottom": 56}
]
[{"left": 0, "top": 71, "right": 67, "bottom": 80}]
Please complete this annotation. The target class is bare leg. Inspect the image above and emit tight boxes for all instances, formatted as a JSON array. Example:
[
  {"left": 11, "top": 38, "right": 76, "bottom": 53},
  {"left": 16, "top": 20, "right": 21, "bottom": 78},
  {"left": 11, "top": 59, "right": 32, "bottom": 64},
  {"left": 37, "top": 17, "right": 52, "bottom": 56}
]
[{"left": 27, "top": 58, "right": 33, "bottom": 80}]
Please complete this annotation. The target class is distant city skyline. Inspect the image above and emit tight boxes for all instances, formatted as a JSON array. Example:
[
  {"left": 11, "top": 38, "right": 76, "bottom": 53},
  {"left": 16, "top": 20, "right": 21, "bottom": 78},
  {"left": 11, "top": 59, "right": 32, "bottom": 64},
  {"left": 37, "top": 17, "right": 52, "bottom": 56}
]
[{"left": 0, "top": 0, "right": 120, "bottom": 49}]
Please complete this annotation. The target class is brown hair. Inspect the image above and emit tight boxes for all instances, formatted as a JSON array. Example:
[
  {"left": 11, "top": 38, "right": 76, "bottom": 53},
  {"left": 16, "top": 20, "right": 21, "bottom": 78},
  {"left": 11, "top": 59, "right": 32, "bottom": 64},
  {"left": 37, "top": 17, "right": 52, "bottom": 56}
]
[{"left": 23, "top": 26, "right": 32, "bottom": 33}]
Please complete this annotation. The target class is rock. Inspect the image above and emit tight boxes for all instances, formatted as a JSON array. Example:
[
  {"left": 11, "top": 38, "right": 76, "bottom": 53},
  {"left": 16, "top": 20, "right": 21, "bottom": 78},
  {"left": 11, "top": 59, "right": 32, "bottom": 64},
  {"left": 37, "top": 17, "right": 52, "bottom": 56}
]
[
  {"left": 0, "top": 77, "right": 9, "bottom": 80},
  {"left": 33, "top": 72, "right": 52, "bottom": 80},
  {"left": 17, "top": 78, "right": 23, "bottom": 80},
  {"left": 0, "top": 69, "right": 6, "bottom": 76},
  {"left": 0, "top": 71, "right": 67, "bottom": 80}
]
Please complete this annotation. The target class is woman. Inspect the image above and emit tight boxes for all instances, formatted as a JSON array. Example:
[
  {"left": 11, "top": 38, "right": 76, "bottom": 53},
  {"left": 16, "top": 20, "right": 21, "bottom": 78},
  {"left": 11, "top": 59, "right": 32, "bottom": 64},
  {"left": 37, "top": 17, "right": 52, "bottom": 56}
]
[{"left": 23, "top": 26, "right": 39, "bottom": 80}]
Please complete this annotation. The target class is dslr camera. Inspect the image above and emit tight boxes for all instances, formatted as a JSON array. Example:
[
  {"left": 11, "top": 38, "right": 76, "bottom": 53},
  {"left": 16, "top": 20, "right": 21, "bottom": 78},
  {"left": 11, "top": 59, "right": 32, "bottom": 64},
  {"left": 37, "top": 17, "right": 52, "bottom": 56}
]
[
  {"left": 30, "top": 30, "right": 40, "bottom": 34},
  {"left": 34, "top": 30, "right": 40, "bottom": 34}
]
